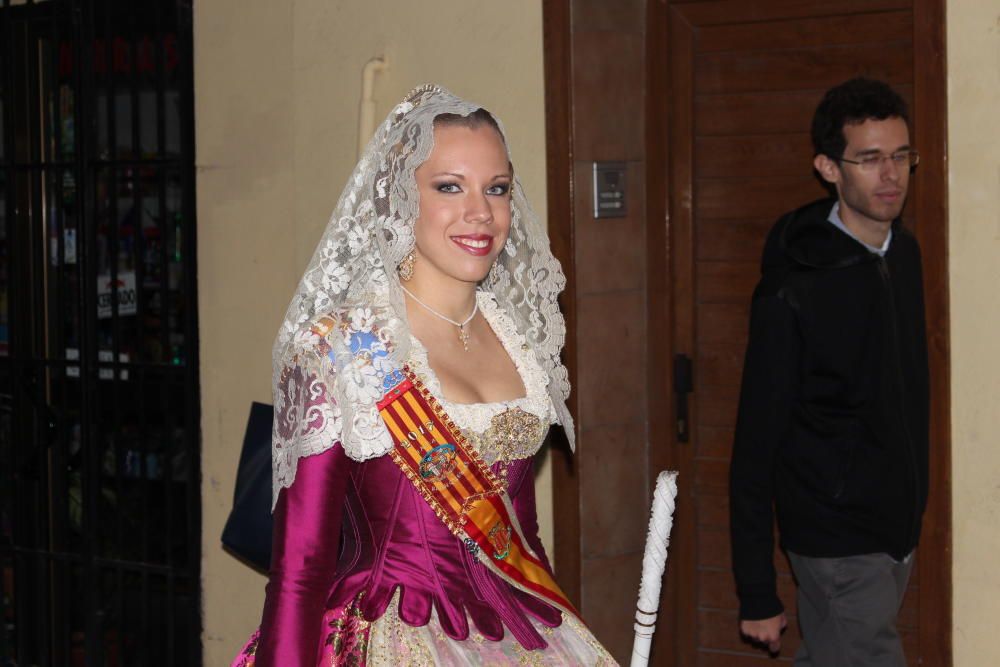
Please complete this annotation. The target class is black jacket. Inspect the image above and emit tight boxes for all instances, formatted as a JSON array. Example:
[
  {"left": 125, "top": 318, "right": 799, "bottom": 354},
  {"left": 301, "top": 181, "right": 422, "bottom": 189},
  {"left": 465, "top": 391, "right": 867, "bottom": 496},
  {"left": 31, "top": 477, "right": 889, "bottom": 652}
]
[{"left": 729, "top": 198, "right": 929, "bottom": 620}]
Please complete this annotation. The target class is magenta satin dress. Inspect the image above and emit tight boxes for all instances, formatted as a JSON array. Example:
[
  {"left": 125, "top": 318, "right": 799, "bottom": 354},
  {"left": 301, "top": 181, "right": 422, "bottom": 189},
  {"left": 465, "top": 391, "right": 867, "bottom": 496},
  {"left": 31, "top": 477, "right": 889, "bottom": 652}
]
[
  {"left": 234, "top": 294, "right": 616, "bottom": 665},
  {"left": 239, "top": 444, "right": 561, "bottom": 665}
]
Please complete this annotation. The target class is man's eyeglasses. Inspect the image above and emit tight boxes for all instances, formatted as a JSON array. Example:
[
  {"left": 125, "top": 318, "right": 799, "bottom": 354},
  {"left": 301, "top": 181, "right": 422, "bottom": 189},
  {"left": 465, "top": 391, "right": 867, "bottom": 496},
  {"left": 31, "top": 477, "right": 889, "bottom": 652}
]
[{"left": 837, "top": 150, "right": 920, "bottom": 172}]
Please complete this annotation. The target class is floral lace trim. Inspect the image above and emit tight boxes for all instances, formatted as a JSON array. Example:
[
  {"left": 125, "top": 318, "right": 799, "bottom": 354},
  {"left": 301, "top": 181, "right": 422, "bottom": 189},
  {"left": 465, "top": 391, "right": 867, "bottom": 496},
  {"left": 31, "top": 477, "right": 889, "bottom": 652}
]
[
  {"left": 272, "top": 309, "right": 406, "bottom": 504},
  {"left": 274, "top": 293, "right": 560, "bottom": 503},
  {"left": 407, "top": 291, "right": 555, "bottom": 436}
]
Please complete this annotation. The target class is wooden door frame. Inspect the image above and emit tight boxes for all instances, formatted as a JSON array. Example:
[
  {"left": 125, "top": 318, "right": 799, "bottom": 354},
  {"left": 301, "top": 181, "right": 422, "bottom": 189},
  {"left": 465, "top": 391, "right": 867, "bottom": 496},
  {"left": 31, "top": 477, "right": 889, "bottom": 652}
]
[
  {"left": 543, "top": 0, "right": 951, "bottom": 663},
  {"left": 542, "top": 0, "right": 582, "bottom": 607}
]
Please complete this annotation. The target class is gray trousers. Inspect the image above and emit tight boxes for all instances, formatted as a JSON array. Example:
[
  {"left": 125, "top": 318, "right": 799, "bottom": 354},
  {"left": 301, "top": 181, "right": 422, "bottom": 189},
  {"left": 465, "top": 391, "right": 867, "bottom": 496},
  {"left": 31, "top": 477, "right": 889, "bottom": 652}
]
[{"left": 787, "top": 551, "right": 913, "bottom": 667}]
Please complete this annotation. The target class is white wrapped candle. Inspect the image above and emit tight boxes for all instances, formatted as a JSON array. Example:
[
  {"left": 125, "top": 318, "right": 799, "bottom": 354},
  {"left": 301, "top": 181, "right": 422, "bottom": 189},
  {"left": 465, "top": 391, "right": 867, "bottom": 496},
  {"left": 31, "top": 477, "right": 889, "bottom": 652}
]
[{"left": 630, "top": 470, "right": 679, "bottom": 667}]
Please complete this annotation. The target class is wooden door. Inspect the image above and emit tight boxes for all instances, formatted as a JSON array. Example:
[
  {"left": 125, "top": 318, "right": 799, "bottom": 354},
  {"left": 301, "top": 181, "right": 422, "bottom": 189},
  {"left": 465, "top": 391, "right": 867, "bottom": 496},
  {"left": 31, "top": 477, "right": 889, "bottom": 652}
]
[{"left": 646, "top": 1, "right": 949, "bottom": 665}]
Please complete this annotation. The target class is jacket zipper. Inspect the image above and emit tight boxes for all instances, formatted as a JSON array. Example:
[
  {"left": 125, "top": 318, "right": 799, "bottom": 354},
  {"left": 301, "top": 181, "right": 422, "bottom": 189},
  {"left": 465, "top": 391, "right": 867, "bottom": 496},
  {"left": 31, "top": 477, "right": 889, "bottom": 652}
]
[{"left": 876, "top": 256, "right": 920, "bottom": 556}]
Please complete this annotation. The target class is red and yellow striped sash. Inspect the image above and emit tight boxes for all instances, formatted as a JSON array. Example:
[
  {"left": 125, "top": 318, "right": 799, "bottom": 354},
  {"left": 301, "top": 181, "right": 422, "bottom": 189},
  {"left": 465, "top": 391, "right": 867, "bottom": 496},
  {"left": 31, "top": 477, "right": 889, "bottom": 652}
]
[{"left": 377, "top": 367, "right": 579, "bottom": 619}]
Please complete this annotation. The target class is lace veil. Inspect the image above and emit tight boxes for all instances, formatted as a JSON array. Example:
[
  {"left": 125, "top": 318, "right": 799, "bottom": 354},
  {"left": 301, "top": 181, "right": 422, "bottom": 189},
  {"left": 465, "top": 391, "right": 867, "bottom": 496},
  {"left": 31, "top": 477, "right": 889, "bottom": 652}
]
[{"left": 271, "top": 85, "right": 573, "bottom": 504}]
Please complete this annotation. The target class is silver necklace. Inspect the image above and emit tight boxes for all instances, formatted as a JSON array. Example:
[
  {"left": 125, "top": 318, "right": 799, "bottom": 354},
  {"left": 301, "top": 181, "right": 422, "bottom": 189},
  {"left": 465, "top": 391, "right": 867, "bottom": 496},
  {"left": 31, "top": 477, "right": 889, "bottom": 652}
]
[{"left": 400, "top": 285, "right": 478, "bottom": 351}]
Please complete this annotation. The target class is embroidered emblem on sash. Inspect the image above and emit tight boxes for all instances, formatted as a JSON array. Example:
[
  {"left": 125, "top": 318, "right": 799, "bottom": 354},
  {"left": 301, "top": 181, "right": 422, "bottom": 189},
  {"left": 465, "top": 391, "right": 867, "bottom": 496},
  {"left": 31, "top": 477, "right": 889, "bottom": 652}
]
[
  {"left": 488, "top": 522, "right": 513, "bottom": 560},
  {"left": 419, "top": 443, "right": 457, "bottom": 480}
]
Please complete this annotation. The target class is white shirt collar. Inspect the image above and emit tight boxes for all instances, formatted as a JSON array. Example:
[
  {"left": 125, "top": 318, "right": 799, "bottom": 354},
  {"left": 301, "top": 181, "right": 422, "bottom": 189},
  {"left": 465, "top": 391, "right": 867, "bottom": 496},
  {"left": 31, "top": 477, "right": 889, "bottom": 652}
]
[{"left": 827, "top": 202, "right": 892, "bottom": 256}]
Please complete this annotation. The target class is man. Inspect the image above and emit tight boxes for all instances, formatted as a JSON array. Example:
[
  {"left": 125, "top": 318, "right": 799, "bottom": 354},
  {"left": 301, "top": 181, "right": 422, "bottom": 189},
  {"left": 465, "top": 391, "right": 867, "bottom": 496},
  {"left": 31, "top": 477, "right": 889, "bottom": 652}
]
[{"left": 729, "top": 77, "right": 929, "bottom": 666}]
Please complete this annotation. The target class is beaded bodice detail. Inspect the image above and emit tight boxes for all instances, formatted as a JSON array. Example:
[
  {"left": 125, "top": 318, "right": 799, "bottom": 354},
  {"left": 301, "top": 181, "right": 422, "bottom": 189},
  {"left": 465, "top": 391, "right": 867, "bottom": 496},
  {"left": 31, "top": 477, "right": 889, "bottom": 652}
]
[{"left": 407, "top": 291, "right": 555, "bottom": 465}]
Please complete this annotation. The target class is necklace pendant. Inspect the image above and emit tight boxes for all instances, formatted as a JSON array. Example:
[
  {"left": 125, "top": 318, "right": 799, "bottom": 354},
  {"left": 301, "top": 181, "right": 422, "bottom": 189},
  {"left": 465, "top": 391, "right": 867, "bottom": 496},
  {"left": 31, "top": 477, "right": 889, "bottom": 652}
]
[{"left": 458, "top": 326, "right": 470, "bottom": 352}]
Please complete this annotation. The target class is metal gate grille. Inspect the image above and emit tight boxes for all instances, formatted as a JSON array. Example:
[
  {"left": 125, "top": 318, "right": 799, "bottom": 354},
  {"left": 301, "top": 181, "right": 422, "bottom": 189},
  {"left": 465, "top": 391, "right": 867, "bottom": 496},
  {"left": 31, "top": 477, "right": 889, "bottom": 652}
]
[{"left": 0, "top": 0, "right": 200, "bottom": 664}]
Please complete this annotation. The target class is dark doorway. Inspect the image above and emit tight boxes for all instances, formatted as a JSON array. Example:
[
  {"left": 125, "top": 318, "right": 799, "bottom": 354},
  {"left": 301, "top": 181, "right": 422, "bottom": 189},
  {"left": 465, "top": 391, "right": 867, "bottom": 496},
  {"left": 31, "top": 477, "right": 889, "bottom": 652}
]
[
  {"left": 0, "top": 1, "right": 201, "bottom": 665},
  {"left": 646, "top": 1, "right": 950, "bottom": 665},
  {"left": 543, "top": 0, "right": 950, "bottom": 664}
]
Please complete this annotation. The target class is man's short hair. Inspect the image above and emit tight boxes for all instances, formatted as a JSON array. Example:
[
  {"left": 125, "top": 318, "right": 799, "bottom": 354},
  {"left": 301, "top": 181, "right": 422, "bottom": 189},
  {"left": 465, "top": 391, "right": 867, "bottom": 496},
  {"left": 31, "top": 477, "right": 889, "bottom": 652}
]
[{"left": 811, "top": 78, "right": 909, "bottom": 159}]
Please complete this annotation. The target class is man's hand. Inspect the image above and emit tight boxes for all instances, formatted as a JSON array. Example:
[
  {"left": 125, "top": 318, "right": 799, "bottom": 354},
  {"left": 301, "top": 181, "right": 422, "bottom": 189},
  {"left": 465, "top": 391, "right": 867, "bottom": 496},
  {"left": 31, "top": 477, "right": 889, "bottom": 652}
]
[{"left": 740, "top": 613, "right": 787, "bottom": 653}]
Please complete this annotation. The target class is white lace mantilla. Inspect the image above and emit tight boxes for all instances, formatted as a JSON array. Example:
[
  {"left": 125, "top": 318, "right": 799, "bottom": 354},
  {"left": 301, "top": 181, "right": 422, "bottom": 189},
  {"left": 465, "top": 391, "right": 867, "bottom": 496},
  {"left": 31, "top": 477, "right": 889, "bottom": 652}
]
[
  {"left": 270, "top": 86, "right": 575, "bottom": 507},
  {"left": 407, "top": 291, "right": 556, "bottom": 436}
]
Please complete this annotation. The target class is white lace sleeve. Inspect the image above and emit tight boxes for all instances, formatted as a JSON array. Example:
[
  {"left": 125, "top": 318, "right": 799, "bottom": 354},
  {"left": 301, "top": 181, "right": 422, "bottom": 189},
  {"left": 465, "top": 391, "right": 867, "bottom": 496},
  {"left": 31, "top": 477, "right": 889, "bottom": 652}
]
[
  {"left": 271, "top": 325, "right": 344, "bottom": 507},
  {"left": 272, "top": 310, "right": 410, "bottom": 507}
]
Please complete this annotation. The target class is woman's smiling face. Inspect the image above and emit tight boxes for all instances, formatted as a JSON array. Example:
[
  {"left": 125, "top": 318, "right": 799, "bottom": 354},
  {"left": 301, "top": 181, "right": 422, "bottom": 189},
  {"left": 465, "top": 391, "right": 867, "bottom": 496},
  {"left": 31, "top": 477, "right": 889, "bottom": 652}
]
[{"left": 411, "top": 122, "right": 513, "bottom": 287}]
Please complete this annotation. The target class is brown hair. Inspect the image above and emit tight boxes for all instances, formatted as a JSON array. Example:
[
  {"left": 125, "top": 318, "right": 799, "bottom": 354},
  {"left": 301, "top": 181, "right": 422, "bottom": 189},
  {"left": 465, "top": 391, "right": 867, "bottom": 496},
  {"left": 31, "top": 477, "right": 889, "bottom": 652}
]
[
  {"left": 434, "top": 108, "right": 504, "bottom": 139},
  {"left": 433, "top": 108, "right": 513, "bottom": 177}
]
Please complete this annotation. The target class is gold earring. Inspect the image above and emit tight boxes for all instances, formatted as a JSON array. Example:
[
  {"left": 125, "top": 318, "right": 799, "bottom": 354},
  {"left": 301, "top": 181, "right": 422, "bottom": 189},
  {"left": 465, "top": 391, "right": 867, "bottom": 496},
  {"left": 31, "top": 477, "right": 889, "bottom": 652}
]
[{"left": 398, "top": 251, "right": 415, "bottom": 281}]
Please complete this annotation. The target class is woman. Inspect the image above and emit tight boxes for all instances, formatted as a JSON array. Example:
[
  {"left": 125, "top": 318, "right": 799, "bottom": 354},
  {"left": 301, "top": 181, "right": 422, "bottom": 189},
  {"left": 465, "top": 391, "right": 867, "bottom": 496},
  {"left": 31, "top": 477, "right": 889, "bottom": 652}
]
[{"left": 234, "top": 85, "right": 616, "bottom": 665}]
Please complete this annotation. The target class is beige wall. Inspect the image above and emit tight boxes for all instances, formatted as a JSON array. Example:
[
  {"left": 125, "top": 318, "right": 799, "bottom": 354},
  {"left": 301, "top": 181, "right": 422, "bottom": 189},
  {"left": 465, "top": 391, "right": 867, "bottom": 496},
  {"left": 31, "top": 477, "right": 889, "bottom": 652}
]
[
  {"left": 948, "top": 0, "right": 1000, "bottom": 663},
  {"left": 194, "top": 1, "right": 548, "bottom": 663}
]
